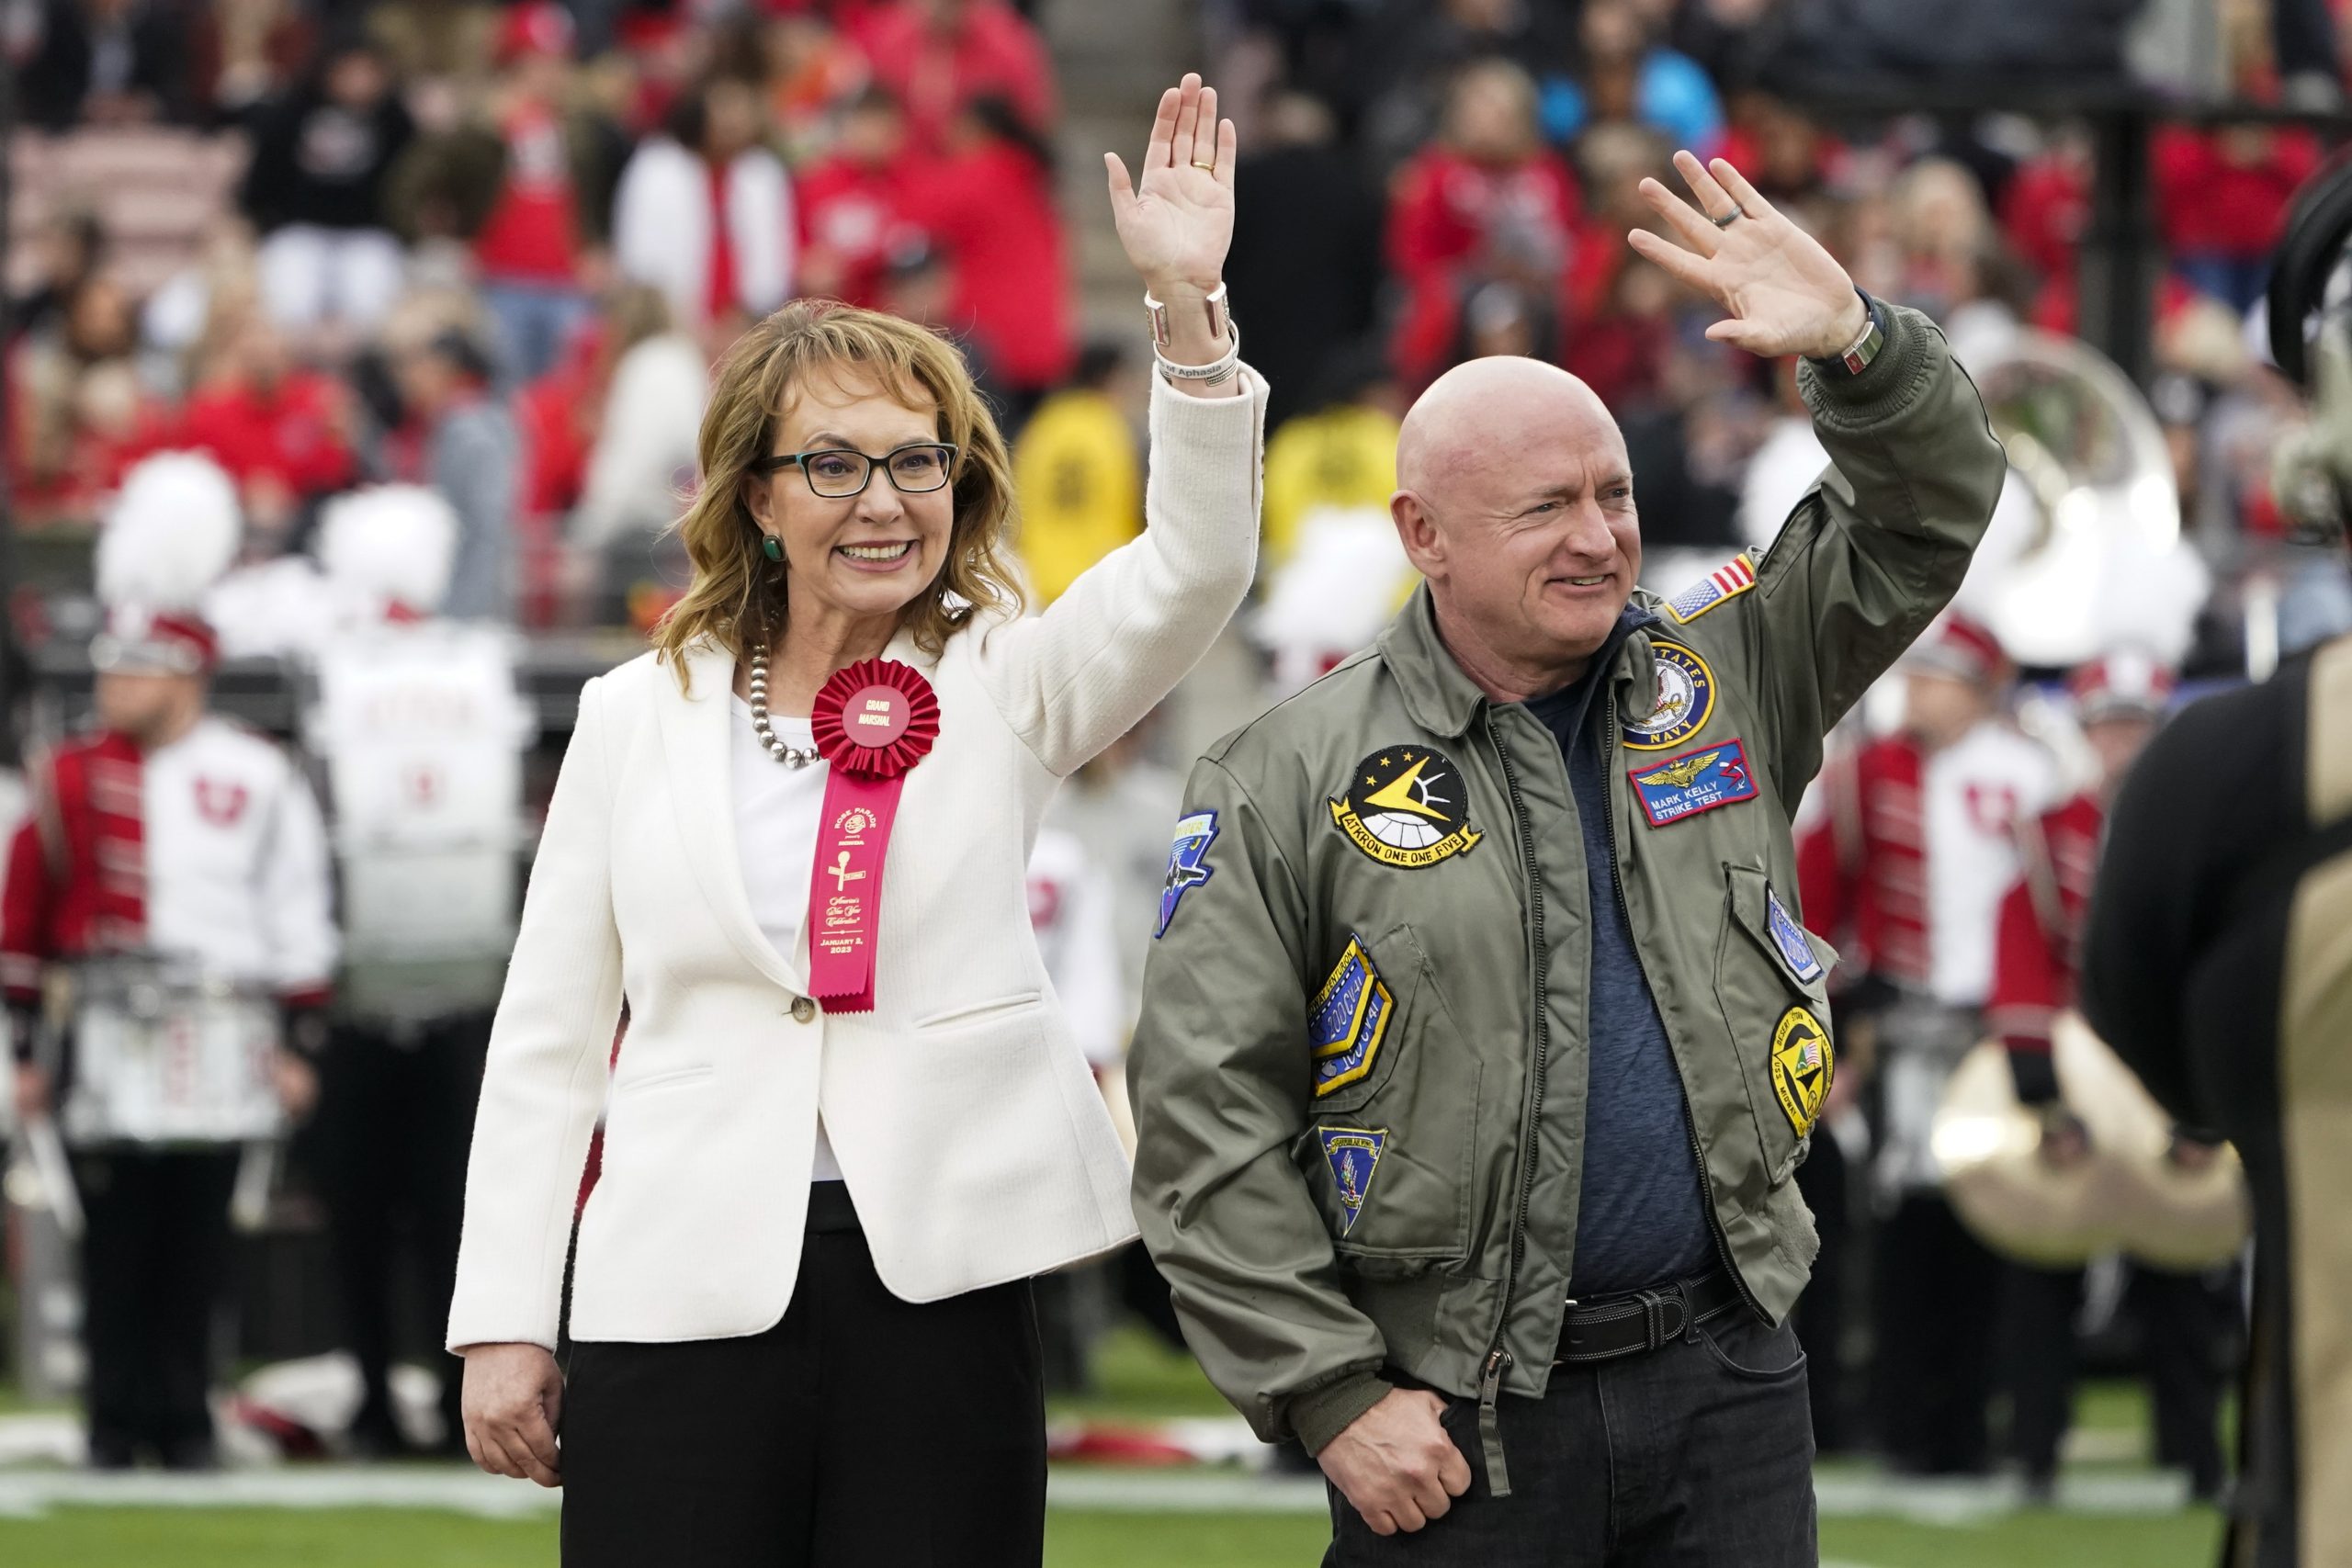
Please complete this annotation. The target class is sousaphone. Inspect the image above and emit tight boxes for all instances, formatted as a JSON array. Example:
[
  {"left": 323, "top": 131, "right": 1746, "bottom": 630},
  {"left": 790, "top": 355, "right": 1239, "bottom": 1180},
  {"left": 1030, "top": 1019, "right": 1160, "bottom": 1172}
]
[{"left": 1935, "top": 1012, "right": 2249, "bottom": 1269}]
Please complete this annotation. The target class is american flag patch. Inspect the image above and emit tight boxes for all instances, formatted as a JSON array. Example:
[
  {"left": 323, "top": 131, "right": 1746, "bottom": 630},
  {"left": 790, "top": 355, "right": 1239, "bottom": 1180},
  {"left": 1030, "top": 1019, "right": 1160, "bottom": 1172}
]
[{"left": 1663, "top": 554, "right": 1757, "bottom": 624}]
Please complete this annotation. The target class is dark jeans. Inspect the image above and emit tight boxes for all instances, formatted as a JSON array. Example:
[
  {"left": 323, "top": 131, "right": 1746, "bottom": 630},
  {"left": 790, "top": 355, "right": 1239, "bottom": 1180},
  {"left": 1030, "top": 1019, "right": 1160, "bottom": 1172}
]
[
  {"left": 316, "top": 1015, "right": 488, "bottom": 1447},
  {"left": 74, "top": 1146, "right": 240, "bottom": 1462},
  {"left": 558, "top": 1187, "right": 1047, "bottom": 1568},
  {"left": 1327, "top": 1311, "right": 1815, "bottom": 1567},
  {"left": 1791, "top": 1130, "right": 1853, "bottom": 1453}
]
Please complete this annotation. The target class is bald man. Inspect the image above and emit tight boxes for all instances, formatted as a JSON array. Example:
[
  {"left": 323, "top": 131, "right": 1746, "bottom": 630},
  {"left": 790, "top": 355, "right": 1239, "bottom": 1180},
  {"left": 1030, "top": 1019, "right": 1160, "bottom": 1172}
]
[{"left": 1128, "top": 152, "right": 2006, "bottom": 1567}]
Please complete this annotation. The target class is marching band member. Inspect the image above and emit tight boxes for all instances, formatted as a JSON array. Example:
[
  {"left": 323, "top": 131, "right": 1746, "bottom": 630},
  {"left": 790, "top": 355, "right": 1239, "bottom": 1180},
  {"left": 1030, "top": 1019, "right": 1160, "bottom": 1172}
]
[
  {"left": 448, "top": 74, "right": 1262, "bottom": 1568},
  {"left": 5, "top": 453, "right": 339, "bottom": 1470},
  {"left": 309, "top": 484, "right": 530, "bottom": 1457},
  {"left": 1986, "top": 652, "right": 2227, "bottom": 1503},
  {"left": 1796, "top": 612, "right": 2056, "bottom": 1475}
]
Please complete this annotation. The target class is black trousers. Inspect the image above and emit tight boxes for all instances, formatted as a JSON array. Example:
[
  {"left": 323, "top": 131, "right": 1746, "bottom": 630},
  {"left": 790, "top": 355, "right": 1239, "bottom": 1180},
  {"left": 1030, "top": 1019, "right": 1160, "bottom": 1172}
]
[
  {"left": 2002, "top": 1260, "right": 2230, "bottom": 1494},
  {"left": 73, "top": 1146, "right": 240, "bottom": 1461},
  {"left": 1872, "top": 1190, "right": 2002, "bottom": 1473},
  {"left": 1326, "top": 1310, "right": 1816, "bottom": 1567},
  {"left": 559, "top": 1186, "right": 1046, "bottom": 1568},
  {"left": 315, "top": 1014, "right": 488, "bottom": 1446}
]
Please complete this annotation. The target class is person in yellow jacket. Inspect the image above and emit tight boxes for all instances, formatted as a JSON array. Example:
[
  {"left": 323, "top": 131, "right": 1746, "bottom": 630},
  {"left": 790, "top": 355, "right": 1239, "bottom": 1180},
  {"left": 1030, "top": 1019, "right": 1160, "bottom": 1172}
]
[
  {"left": 1261, "top": 351, "right": 1404, "bottom": 571},
  {"left": 1012, "top": 344, "right": 1146, "bottom": 605}
]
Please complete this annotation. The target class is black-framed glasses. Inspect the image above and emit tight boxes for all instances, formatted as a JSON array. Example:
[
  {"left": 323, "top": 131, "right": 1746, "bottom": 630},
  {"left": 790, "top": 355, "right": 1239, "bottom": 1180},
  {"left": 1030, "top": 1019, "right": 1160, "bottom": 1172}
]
[{"left": 752, "top": 442, "right": 959, "bottom": 499}]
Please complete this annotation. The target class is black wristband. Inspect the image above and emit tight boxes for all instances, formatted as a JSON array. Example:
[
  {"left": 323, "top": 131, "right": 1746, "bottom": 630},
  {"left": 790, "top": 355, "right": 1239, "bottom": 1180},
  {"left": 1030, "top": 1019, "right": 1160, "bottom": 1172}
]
[
  {"left": 280, "top": 1003, "right": 331, "bottom": 1058},
  {"left": 2007, "top": 1046, "right": 2062, "bottom": 1106},
  {"left": 8, "top": 1001, "right": 39, "bottom": 1065}
]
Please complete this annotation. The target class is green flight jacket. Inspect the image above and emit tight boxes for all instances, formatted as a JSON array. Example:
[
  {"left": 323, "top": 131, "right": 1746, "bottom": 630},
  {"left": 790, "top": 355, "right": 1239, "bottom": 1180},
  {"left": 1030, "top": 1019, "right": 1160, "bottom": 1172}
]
[{"left": 1127, "top": 304, "right": 2007, "bottom": 1495}]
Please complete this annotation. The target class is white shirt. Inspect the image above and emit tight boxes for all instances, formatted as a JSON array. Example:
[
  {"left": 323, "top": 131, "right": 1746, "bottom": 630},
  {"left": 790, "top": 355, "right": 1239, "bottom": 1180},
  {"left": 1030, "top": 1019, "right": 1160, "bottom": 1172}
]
[
  {"left": 728, "top": 695, "right": 842, "bottom": 1180},
  {"left": 1920, "top": 718, "right": 2058, "bottom": 1006},
  {"left": 145, "top": 716, "right": 339, "bottom": 994}
]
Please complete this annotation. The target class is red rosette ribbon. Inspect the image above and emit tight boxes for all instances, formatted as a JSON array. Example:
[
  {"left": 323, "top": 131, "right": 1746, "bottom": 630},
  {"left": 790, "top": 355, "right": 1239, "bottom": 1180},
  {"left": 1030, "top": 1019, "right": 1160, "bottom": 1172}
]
[
  {"left": 808, "top": 659, "right": 940, "bottom": 779},
  {"left": 804, "top": 660, "right": 939, "bottom": 1014}
]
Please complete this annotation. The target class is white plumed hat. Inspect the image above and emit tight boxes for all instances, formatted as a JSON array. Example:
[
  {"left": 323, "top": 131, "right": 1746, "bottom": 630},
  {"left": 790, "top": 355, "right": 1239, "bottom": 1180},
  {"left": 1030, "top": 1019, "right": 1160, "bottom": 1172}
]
[
  {"left": 94, "top": 451, "right": 243, "bottom": 613},
  {"left": 89, "top": 452, "right": 243, "bottom": 673},
  {"left": 315, "top": 484, "right": 461, "bottom": 617}
]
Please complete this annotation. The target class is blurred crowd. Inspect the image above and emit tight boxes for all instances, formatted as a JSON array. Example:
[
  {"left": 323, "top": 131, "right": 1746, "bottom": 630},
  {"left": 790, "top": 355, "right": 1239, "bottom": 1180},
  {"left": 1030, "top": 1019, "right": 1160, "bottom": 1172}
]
[
  {"left": 10, "top": 0, "right": 1073, "bottom": 631},
  {"left": 6, "top": 0, "right": 2352, "bottom": 1485},
  {"left": 10, "top": 0, "right": 2351, "bottom": 665}
]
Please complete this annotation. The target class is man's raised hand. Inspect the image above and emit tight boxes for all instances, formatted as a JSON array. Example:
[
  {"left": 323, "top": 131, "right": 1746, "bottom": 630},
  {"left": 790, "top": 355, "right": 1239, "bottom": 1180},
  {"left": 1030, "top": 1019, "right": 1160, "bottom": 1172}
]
[{"left": 1628, "top": 150, "right": 1869, "bottom": 360}]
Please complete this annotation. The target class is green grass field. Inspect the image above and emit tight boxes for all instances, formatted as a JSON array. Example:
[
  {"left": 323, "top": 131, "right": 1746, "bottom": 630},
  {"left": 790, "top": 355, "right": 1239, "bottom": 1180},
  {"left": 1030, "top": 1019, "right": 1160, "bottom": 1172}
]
[
  {"left": 0, "top": 1331, "right": 2230, "bottom": 1567},
  {"left": 0, "top": 1500, "right": 2227, "bottom": 1567}
]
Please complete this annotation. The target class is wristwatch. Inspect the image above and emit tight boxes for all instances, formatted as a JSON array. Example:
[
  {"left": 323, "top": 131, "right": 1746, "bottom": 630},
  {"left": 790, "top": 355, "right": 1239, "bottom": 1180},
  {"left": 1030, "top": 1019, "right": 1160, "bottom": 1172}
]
[{"left": 1809, "top": 289, "right": 1886, "bottom": 377}]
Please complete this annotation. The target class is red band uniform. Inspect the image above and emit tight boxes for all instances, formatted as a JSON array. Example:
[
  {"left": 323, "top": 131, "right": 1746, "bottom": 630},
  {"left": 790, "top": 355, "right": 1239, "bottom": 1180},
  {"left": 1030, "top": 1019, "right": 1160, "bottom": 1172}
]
[
  {"left": 1985, "top": 653, "right": 2229, "bottom": 1501},
  {"left": 5, "top": 607, "right": 337, "bottom": 1468},
  {"left": 1795, "top": 614, "right": 2055, "bottom": 1474}
]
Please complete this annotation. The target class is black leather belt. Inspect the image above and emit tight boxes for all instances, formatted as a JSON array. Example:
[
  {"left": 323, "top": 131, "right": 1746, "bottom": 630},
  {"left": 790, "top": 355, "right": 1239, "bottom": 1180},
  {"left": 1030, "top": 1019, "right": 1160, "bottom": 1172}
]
[{"left": 1553, "top": 1269, "right": 1744, "bottom": 1366}]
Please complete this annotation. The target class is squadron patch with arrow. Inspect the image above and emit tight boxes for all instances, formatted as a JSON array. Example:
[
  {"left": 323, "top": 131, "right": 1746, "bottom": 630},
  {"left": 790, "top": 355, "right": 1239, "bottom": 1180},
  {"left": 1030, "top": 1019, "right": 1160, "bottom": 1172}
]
[{"left": 1329, "top": 745, "right": 1485, "bottom": 869}]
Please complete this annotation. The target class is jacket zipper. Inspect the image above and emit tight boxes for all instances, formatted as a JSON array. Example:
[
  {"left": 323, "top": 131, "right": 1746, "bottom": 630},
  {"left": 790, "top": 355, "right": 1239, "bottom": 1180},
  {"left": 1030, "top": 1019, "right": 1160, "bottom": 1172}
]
[
  {"left": 1476, "top": 712, "right": 1546, "bottom": 1499},
  {"left": 1600, "top": 705, "right": 1764, "bottom": 1324}
]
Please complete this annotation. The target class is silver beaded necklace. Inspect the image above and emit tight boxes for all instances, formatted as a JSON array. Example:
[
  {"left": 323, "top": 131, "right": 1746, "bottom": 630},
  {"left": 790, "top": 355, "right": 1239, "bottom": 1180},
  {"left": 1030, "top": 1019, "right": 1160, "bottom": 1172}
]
[{"left": 746, "top": 635, "right": 823, "bottom": 769}]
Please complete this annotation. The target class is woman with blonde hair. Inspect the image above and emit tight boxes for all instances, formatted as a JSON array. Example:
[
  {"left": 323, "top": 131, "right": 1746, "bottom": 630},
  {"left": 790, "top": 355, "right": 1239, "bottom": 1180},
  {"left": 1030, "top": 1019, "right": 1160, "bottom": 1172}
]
[{"left": 447, "top": 74, "right": 1258, "bottom": 1566}]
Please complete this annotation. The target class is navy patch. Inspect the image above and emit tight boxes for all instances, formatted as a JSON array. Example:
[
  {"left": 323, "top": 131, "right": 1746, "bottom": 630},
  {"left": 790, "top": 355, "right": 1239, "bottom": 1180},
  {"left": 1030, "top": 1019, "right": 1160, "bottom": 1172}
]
[
  {"left": 1763, "top": 886, "right": 1824, "bottom": 984},
  {"left": 1628, "top": 739, "right": 1759, "bottom": 828},
  {"left": 1623, "top": 640, "right": 1718, "bottom": 751},
  {"left": 1316, "top": 1126, "right": 1388, "bottom": 1236},
  {"left": 1771, "top": 1006, "right": 1833, "bottom": 1136},
  {"left": 1663, "top": 554, "right": 1757, "bottom": 624},
  {"left": 1157, "top": 810, "right": 1218, "bottom": 938},
  {"left": 1329, "top": 746, "right": 1485, "bottom": 869},
  {"left": 1311, "top": 936, "right": 1394, "bottom": 1097}
]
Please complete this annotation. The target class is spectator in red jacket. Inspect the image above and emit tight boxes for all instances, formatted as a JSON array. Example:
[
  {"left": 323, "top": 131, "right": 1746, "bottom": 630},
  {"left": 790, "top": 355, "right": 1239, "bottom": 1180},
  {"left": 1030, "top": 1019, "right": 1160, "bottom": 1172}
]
[
  {"left": 179, "top": 310, "right": 357, "bottom": 533},
  {"left": 901, "top": 96, "right": 1073, "bottom": 416},
  {"left": 796, "top": 87, "right": 921, "bottom": 310},
  {"left": 852, "top": 0, "right": 1055, "bottom": 155},
  {"left": 2154, "top": 124, "right": 2323, "bottom": 312},
  {"left": 1385, "top": 58, "right": 1583, "bottom": 390},
  {"left": 472, "top": 3, "right": 600, "bottom": 381}
]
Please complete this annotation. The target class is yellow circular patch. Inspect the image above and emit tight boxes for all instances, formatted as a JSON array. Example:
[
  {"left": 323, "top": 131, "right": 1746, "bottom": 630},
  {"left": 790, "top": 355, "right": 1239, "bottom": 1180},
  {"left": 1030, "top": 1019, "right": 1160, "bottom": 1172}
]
[{"left": 1771, "top": 1006, "right": 1834, "bottom": 1137}]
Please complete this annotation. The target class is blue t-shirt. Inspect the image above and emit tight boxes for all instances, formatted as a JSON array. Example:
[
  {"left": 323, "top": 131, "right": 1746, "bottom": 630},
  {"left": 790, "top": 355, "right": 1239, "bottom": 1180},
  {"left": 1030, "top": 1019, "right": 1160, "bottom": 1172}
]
[{"left": 1523, "top": 616, "right": 1718, "bottom": 1297}]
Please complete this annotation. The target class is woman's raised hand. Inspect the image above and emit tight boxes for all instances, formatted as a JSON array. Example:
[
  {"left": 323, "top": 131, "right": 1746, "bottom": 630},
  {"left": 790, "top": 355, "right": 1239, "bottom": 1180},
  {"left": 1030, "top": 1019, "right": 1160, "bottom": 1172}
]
[{"left": 1105, "top": 73, "right": 1235, "bottom": 319}]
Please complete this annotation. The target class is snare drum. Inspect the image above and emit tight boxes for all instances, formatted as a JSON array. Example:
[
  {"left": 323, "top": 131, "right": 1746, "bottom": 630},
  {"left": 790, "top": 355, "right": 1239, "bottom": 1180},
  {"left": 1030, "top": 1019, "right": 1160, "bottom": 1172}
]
[{"left": 61, "top": 960, "right": 283, "bottom": 1145}]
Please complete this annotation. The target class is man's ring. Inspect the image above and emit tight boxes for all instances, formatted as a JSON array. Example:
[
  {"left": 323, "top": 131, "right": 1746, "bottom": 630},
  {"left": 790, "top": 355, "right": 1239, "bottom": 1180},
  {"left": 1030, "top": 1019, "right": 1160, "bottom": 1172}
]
[
  {"left": 1193, "top": 160, "right": 1216, "bottom": 173},
  {"left": 1711, "top": 207, "right": 1745, "bottom": 229}
]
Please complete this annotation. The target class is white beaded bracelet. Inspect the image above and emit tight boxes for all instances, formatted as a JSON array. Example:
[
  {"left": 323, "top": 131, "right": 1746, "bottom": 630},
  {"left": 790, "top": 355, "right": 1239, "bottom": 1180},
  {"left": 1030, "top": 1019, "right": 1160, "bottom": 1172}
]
[{"left": 1154, "top": 321, "right": 1243, "bottom": 387}]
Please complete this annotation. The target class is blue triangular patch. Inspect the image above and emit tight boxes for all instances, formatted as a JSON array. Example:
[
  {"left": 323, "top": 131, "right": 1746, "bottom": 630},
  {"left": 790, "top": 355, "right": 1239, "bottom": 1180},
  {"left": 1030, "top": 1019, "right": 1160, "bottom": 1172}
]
[
  {"left": 1316, "top": 1127, "right": 1387, "bottom": 1237},
  {"left": 1157, "top": 810, "right": 1218, "bottom": 938}
]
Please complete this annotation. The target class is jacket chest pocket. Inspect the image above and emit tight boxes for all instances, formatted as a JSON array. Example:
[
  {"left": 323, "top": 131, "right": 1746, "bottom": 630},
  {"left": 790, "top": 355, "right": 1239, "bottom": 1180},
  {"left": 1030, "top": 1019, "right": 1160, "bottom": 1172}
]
[
  {"left": 1296, "top": 923, "right": 1481, "bottom": 1272},
  {"left": 1710, "top": 865, "right": 1838, "bottom": 1189}
]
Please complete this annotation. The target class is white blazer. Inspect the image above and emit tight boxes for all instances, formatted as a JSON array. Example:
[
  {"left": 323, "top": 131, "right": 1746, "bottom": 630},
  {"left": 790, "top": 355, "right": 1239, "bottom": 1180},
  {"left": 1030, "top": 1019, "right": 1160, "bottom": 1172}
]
[{"left": 447, "top": 369, "right": 1266, "bottom": 1350}]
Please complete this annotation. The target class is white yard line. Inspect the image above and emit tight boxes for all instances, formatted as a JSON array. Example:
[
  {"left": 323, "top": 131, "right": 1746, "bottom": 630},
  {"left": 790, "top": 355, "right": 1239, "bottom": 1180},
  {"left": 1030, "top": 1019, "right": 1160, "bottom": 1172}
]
[{"left": 0, "top": 1461, "right": 2195, "bottom": 1523}]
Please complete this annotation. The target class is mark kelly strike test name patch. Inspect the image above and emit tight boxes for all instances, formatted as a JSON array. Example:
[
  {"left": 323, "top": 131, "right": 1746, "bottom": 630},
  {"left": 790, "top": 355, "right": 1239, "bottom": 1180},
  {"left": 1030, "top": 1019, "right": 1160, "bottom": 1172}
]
[{"left": 1628, "top": 739, "right": 1759, "bottom": 827}]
